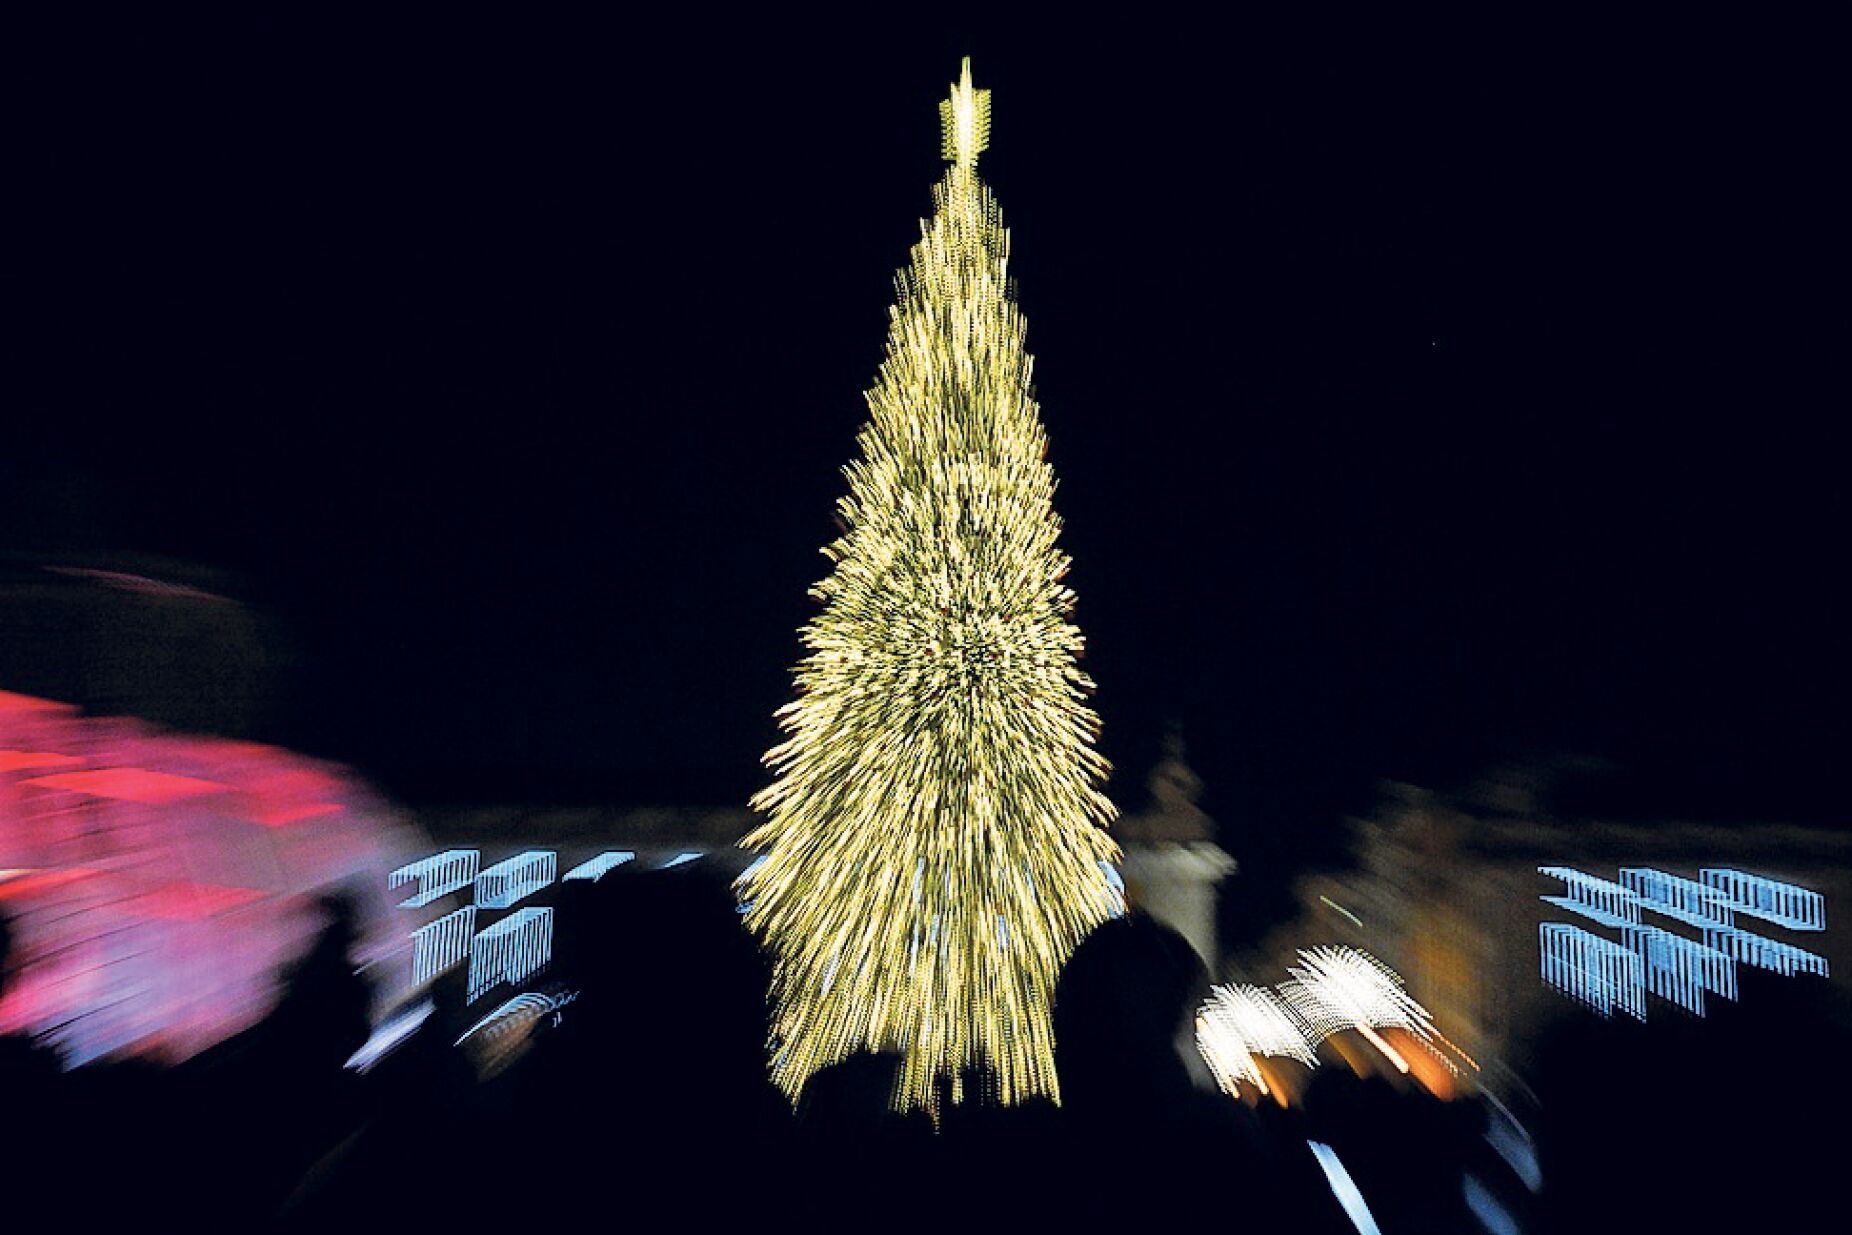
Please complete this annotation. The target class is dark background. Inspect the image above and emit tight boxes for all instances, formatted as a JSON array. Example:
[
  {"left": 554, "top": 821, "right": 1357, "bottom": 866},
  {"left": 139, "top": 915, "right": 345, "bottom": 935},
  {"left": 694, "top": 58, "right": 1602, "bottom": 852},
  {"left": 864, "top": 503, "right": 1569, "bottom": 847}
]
[{"left": 8, "top": 16, "right": 1847, "bottom": 891}]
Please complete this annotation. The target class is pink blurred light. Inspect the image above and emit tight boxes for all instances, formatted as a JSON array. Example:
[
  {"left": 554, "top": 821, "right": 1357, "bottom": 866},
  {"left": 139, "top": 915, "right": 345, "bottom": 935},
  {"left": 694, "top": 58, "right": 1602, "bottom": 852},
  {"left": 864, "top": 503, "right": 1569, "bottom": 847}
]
[
  {"left": 22, "top": 767, "right": 228, "bottom": 803},
  {"left": 0, "top": 691, "right": 420, "bottom": 1066}
]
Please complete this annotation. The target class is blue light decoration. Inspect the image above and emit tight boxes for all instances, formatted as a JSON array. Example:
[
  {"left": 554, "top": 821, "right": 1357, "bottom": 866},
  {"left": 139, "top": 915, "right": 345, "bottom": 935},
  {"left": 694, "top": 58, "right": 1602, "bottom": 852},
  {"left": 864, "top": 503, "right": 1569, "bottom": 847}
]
[
  {"left": 1539, "top": 866, "right": 1828, "bottom": 1018},
  {"left": 1630, "top": 923, "right": 1736, "bottom": 1014},
  {"left": 1099, "top": 860, "right": 1127, "bottom": 918},
  {"left": 1463, "top": 1174, "right": 1521, "bottom": 1235},
  {"left": 455, "top": 989, "right": 578, "bottom": 1047},
  {"left": 1695, "top": 868, "right": 1830, "bottom": 977},
  {"left": 345, "top": 999, "right": 434, "bottom": 1073},
  {"left": 658, "top": 851, "right": 703, "bottom": 869},
  {"left": 1540, "top": 922, "right": 1646, "bottom": 1018},
  {"left": 1307, "top": 1140, "right": 1385, "bottom": 1235},
  {"left": 564, "top": 851, "right": 636, "bottom": 882},
  {"left": 454, "top": 989, "right": 579, "bottom": 1080},
  {"left": 1538, "top": 865, "right": 1641, "bottom": 928},
  {"left": 474, "top": 850, "right": 557, "bottom": 909},
  {"left": 411, "top": 905, "right": 476, "bottom": 985},
  {"left": 1618, "top": 868, "right": 1732, "bottom": 931},
  {"left": 737, "top": 855, "right": 767, "bottom": 914},
  {"left": 390, "top": 850, "right": 480, "bottom": 908},
  {"left": 467, "top": 907, "right": 554, "bottom": 1003},
  {"left": 1705, "top": 868, "right": 1827, "bottom": 931}
]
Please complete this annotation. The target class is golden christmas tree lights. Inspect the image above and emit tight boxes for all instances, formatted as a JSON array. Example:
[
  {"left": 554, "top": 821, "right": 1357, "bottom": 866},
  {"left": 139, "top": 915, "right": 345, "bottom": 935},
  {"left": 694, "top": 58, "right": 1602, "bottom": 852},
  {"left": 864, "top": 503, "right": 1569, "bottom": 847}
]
[{"left": 737, "top": 59, "right": 1120, "bottom": 1114}]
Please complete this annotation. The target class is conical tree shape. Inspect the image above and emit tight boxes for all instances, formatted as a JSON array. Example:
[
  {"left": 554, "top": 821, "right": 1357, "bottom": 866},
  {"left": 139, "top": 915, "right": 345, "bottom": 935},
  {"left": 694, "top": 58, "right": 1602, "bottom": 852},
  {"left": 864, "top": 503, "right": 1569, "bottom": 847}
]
[{"left": 738, "top": 59, "right": 1120, "bottom": 1115}]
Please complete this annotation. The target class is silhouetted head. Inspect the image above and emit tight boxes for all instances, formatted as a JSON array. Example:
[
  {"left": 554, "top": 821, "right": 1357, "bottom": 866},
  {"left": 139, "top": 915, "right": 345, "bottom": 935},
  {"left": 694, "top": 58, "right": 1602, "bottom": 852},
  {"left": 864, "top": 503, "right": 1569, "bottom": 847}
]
[{"left": 1052, "top": 912, "right": 1208, "bottom": 1113}]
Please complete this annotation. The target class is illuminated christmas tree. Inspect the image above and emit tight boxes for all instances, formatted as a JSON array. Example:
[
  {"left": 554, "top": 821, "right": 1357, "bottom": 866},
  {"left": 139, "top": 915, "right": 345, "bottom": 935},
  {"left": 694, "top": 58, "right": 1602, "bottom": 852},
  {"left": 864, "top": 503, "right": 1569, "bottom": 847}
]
[{"left": 737, "top": 59, "right": 1121, "bottom": 1114}]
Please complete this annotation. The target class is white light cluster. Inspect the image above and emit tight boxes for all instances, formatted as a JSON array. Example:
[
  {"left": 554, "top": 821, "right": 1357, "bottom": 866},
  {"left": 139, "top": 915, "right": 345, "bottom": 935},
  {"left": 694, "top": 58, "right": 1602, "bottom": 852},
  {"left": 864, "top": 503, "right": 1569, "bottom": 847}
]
[
  {"left": 1195, "top": 946, "right": 1449, "bottom": 1092},
  {"left": 1539, "top": 866, "right": 1828, "bottom": 1018},
  {"left": 1282, "top": 946, "right": 1439, "bottom": 1043},
  {"left": 1197, "top": 983, "right": 1318, "bottom": 1094}
]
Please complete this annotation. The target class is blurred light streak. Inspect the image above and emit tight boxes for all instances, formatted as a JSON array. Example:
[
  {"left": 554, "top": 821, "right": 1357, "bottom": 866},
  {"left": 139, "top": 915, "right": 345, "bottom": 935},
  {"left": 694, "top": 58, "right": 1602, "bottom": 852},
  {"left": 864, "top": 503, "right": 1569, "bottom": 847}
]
[
  {"left": 1482, "top": 1097, "right": 1542, "bottom": 1194},
  {"left": 1307, "top": 1140, "right": 1384, "bottom": 1235},
  {"left": 22, "top": 767, "right": 226, "bottom": 803},
  {"left": 1, "top": 692, "right": 418, "bottom": 1065},
  {"left": 1463, "top": 1175, "right": 1520, "bottom": 1235},
  {"left": 1355, "top": 1024, "right": 1409, "bottom": 1073},
  {"left": 345, "top": 998, "right": 433, "bottom": 1073},
  {"left": 1101, "top": 860, "right": 1128, "bottom": 918},
  {"left": 455, "top": 989, "right": 577, "bottom": 1080},
  {"left": 1319, "top": 895, "right": 1363, "bottom": 928},
  {"left": 455, "top": 989, "right": 576, "bottom": 1046},
  {"left": 0, "top": 751, "right": 84, "bottom": 773},
  {"left": 564, "top": 851, "right": 635, "bottom": 882}
]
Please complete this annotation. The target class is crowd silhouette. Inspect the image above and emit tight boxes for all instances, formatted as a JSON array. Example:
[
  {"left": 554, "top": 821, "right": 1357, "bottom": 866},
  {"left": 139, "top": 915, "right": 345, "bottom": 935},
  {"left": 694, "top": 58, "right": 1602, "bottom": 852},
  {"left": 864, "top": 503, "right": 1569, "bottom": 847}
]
[{"left": 6, "top": 867, "right": 1843, "bottom": 1230}]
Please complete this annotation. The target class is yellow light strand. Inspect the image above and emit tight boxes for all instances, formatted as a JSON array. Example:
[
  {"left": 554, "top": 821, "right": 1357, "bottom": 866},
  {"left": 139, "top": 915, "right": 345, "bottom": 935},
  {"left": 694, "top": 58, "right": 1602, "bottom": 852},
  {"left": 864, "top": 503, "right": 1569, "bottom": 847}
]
[{"left": 737, "top": 59, "right": 1119, "bottom": 1116}]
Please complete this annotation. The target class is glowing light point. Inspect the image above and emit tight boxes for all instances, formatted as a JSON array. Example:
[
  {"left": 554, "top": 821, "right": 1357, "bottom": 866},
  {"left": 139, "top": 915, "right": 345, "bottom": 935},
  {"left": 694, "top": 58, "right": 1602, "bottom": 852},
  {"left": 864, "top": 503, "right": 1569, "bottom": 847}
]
[{"left": 939, "top": 57, "right": 990, "bottom": 167}]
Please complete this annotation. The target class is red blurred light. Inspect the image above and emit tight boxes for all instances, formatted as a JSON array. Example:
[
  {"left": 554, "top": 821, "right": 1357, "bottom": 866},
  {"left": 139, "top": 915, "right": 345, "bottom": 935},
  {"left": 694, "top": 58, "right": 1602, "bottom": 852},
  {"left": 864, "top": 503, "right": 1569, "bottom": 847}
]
[
  {"left": 0, "top": 692, "right": 76, "bottom": 714},
  {"left": 120, "top": 881, "right": 267, "bottom": 921},
  {"left": 0, "top": 867, "right": 101, "bottom": 901},
  {"left": 0, "top": 750, "right": 84, "bottom": 773},
  {"left": 22, "top": 768, "right": 228, "bottom": 803},
  {"left": 240, "top": 801, "right": 343, "bottom": 827}
]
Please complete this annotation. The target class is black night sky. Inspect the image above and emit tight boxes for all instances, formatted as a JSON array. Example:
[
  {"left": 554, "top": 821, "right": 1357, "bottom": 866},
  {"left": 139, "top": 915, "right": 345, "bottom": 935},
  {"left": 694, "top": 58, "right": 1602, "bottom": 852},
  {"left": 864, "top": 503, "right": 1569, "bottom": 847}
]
[{"left": 8, "top": 16, "right": 1848, "bottom": 883}]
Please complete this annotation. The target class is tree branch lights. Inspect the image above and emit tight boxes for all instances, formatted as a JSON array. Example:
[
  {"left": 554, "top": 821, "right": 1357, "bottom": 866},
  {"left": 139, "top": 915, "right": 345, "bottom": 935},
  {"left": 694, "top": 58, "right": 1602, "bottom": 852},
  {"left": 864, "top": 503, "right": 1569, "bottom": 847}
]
[{"left": 736, "top": 58, "right": 1120, "bottom": 1114}]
